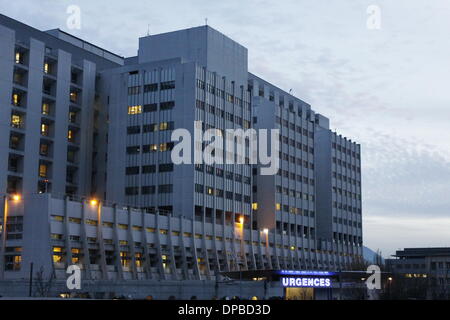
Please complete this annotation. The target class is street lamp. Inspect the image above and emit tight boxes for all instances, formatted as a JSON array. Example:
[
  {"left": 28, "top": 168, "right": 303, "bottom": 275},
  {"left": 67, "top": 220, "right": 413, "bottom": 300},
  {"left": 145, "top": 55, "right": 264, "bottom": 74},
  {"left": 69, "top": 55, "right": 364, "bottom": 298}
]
[{"left": 89, "top": 199, "right": 98, "bottom": 206}]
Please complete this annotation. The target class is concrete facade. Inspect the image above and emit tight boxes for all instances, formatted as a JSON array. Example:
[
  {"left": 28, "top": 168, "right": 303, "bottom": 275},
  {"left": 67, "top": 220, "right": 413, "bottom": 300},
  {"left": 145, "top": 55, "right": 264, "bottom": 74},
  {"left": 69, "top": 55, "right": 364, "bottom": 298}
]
[
  {"left": 0, "top": 15, "right": 364, "bottom": 297},
  {"left": 0, "top": 14, "right": 122, "bottom": 199}
]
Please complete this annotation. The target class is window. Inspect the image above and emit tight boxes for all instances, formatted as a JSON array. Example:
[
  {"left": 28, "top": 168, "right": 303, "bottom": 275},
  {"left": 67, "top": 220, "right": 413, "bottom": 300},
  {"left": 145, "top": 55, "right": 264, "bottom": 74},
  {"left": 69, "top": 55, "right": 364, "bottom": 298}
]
[
  {"left": 160, "top": 101, "right": 175, "bottom": 110},
  {"left": 158, "top": 184, "right": 173, "bottom": 193},
  {"left": 127, "top": 125, "right": 141, "bottom": 134},
  {"left": 143, "top": 103, "right": 157, "bottom": 112},
  {"left": 126, "top": 166, "right": 139, "bottom": 175},
  {"left": 39, "top": 163, "right": 48, "bottom": 178},
  {"left": 127, "top": 86, "right": 140, "bottom": 95},
  {"left": 142, "top": 144, "right": 157, "bottom": 153},
  {"left": 10, "top": 114, "right": 23, "bottom": 129},
  {"left": 128, "top": 105, "right": 142, "bottom": 115},
  {"left": 41, "top": 103, "right": 50, "bottom": 115},
  {"left": 159, "top": 163, "right": 173, "bottom": 172},
  {"left": 142, "top": 165, "right": 156, "bottom": 173},
  {"left": 143, "top": 123, "right": 158, "bottom": 133},
  {"left": 142, "top": 186, "right": 155, "bottom": 194},
  {"left": 160, "top": 81, "right": 175, "bottom": 90},
  {"left": 159, "top": 121, "right": 173, "bottom": 131},
  {"left": 159, "top": 142, "right": 174, "bottom": 152},
  {"left": 144, "top": 83, "right": 158, "bottom": 92},
  {"left": 40, "top": 143, "right": 49, "bottom": 156},
  {"left": 125, "top": 187, "right": 139, "bottom": 195},
  {"left": 41, "top": 123, "right": 49, "bottom": 136},
  {"left": 69, "top": 92, "right": 78, "bottom": 103},
  {"left": 195, "top": 184, "right": 204, "bottom": 193},
  {"left": 67, "top": 129, "right": 75, "bottom": 142},
  {"left": 126, "top": 146, "right": 140, "bottom": 154}
]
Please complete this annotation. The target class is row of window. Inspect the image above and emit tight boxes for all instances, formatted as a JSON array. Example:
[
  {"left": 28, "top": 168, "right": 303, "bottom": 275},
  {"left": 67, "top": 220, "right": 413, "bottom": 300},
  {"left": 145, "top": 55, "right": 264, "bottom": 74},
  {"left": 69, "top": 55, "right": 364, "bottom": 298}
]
[
  {"left": 127, "top": 121, "right": 174, "bottom": 134},
  {"left": 275, "top": 116, "right": 314, "bottom": 138},
  {"left": 194, "top": 184, "right": 251, "bottom": 203},
  {"left": 332, "top": 217, "right": 362, "bottom": 228},
  {"left": 196, "top": 100, "right": 251, "bottom": 128},
  {"left": 333, "top": 202, "right": 362, "bottom": 214},
  {"left": 333, "top": 172, "right": 361, "bottom": 186},
  {"left": 195, "top": 164, "right": 251, "bottom": 184},
  {"left": 332, "top": 157, "right": 361, "bottom": 173},
  {"left": 126, "top": 163, "right": 173, "bottom": 175},
  {"left": 125, "top": 184, "right": 173, "bottom": 195},
  {"left": 333, "top": 232, "right": 362, "bottom": 245},
  {"left": 276, "top": 186, "right": 315, "bottom": 201},
  {"left": 275, "top": 203, "right": 315, "bottom": 216},
  {"left": 279, "top": 136, "right": 314, "bottom": 154},
  {"left": 128, "top": 81, "right": 175, "bottom": 95},
  {"left": 276, "top": 169, "right": 315, "bottom": 182},
  {"left": 196, "top": 80, "right": 250, "bottom": 110},
  {"left": 126, "top": 142, "right": 174, "bottom": 154},
  {"left": 332, "top": 143, "right": 360, "bottom": 159},
  {"left": 332, "top": 187, "right": 362, "bottom": 200},
  {"left": 278, "top": 154, "right": 315, "bottom": 170},
  {"left": 127, "top": 101, "right": 175, "bottom": 115}
]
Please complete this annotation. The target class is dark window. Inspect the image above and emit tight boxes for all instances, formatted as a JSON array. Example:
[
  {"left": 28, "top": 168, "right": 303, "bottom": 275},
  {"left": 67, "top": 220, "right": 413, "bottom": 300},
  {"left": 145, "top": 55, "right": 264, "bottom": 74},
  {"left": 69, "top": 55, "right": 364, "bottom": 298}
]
[
  {"left": 126, "top": 146, "right": 140, "bottom": 154},
  {"left": 160, "top": 101, "right": 175, "bottom": 110},
  {"left": 142, "top": 186, "right": 155, "bottom": 194},
  {"left": 159, "top": 163, "right": 173, "bottom": 172},
  {"left": 158, "top": 184, "right": 173, "bottom": 193},
  {"left": 142, "top": 165, "right": 156, "bottom": 173},
  {"left": 126, "top": 166, "right": 139, "bottom": 175},
  {"left": 125, "top": 187, "right": 139, "bottom": 195},
  {"left": 143, "top": 103, "right": 157, "bottom": 112},
  {"left": 127, "top": 125, "right": 140, "bottom": 134},
  {"left": 160, "top": 81, "right": 175, "bottom": 90},
  {"left": 144, "top": 83, "right": 158, "bottom": 92}
]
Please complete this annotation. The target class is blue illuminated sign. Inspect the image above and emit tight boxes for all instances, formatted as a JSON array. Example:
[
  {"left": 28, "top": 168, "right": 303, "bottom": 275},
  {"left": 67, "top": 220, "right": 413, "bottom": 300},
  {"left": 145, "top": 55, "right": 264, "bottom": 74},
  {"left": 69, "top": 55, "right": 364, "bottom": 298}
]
[
  {"left": 281, "top": 277, "right": 332, "bottom": 288},
  {"left": 278, "top": 270, "right": 335, "bottom": 276}
]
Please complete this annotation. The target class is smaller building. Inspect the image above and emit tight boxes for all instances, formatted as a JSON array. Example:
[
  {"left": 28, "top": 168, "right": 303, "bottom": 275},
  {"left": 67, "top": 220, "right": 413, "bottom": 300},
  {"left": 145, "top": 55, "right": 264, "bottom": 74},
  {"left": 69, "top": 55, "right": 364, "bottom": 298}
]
[{"left": 386, "top": 247, "right": 450, "bottom": 299}]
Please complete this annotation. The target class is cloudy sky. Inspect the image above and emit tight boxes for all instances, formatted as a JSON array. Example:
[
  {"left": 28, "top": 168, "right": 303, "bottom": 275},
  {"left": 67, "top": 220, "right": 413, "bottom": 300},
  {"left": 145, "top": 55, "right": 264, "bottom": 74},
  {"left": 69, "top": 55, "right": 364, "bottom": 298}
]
[{"left": 2, "top": 0, "right": 449, "bottom": 257}]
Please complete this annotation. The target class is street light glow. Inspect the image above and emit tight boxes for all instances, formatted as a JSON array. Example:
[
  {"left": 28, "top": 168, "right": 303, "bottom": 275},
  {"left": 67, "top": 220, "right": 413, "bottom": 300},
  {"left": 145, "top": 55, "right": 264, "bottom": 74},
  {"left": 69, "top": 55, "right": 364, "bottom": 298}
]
[
  {"left": 90, "top": 199, "right": 98, "bottom": 206},
  {"left": 12, "top": 194, "right": 21, "bottom": 201}
]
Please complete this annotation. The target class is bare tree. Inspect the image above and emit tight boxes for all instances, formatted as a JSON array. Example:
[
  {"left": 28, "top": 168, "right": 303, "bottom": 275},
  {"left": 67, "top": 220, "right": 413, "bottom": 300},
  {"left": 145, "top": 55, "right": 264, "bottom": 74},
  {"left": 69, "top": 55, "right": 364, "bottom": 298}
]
[{"left": 34, "top": 266, "right": 56, "bottom": 297}]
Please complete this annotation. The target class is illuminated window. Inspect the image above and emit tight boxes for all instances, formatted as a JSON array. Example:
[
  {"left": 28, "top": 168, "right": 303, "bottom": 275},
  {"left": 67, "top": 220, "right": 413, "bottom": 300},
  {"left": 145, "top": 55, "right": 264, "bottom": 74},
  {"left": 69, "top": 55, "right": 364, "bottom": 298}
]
[
  {"left": 52, "top": 247, "right": 63, "bottom": 263},
  {"left": 41, "top": 123, "right": 49, "bottom": 136},
  {"left": 161, "top": 255, "right": 168, "bottom": 269},
  {"left": 41, "top": 103, "right": 50, "bottom": 115},
  {"left": 10, "top": 114, "right": 22, "bottom": 128},
  {"left": 44, "top": 63, "right": 49, "bottom": 74},
  {"left": 206, "top": 187, "right": 214, "bottom": 195},
  {"left": 15, "top": 52, "right": 21, "bottom": 64},
  {"left": 127, "top": 105, "right": 142, "bottom": 115},
  {"left": 67, "top": 129, "right": 74, "bottom": 142},
  {"left": 39, "top": 164, "right": 47, "bottom": 178},
  {"left": 159, "top": 143, "right": 168, "bottom": 151},
  {"left": 69, "top": 92, "right": 77, "bottom": 103},
  {"left": 71, "top": 248, "right": 80, "bottom": 264},
  {"left": 12, "top": 93, "right": 20, "bottom": 106},
  {"left": 275, "top": 203, "right": 281, "bottom": 211},
  {"left": 120, "top": 252, "right": 130, "bottom": 267},
  {"left": 159, "top": 122, "right": 168, "bottom": 131},
  {"left": 135, "top": 253, "right": 143, "bottom": 268},
  {"left": 252, "top": 203, "right": 258, "bottom": 210}
]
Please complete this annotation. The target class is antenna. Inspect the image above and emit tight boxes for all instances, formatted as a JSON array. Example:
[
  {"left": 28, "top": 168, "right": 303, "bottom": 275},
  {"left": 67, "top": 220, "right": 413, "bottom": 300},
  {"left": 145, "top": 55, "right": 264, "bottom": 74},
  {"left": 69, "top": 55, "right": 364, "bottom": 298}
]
[
  {"left": 205, "top": 18, "right": 208, "bottom": 26},
  {"left": 289, "top": 88, "right": 293, "bottom": 94},
  {"left": 147, "top": 24, "right": 150, "bottom": 36}
]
